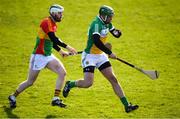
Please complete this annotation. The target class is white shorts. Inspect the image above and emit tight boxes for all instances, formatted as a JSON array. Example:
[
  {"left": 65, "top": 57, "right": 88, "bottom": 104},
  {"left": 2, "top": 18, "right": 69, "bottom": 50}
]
[
  {"left": 30, "top": 54, "right": 58, "bottom": 70},
  {"left": 81, "top": 51, "right": 109, "bottom": 68}
]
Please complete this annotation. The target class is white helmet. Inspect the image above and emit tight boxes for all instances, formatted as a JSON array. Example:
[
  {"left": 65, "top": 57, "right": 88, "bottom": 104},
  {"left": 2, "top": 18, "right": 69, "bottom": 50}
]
[{"left": 49, "top": 4, "right": 64, "bottom": 22}]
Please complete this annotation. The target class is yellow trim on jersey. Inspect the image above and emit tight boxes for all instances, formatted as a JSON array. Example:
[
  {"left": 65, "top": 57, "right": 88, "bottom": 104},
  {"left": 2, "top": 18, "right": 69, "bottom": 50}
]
[
  {"left": 38, "top": 28, "right": 50, "bottom": 40},
  {"left": 90, "top": 37, "right": 107, "bottom": 54}
]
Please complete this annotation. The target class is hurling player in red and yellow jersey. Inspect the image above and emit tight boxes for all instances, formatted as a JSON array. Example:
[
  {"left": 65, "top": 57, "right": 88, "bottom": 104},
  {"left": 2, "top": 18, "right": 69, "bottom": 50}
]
[{"left": 8, "top": 4, "right": 77, "bottom": 108}]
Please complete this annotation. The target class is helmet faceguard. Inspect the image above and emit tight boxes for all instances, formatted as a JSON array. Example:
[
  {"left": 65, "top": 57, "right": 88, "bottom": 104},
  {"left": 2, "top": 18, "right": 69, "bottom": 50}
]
[
  {"left": 49, "top": 4, "right": 64, "bottom": 22},
  {"left": 99, "top": 5, "right": 114, "bottom": 24}
]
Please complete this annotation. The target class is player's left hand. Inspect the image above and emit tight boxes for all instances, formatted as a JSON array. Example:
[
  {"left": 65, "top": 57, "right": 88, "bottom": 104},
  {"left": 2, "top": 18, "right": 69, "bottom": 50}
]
[
  {"left": 112, "top": 29, "right": 122, "bottom": 38},
  {"left": 66, "top": 45, "right": 77, "bottom": 55},
  {"left": 59, "top": 50, "right": 69, "bottom": 57}
]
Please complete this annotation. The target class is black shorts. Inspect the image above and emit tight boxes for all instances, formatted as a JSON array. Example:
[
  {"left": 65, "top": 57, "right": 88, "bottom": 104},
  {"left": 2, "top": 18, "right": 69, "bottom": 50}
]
[{"left": 83, "top": 61, "right": 111, "bottom": 73}]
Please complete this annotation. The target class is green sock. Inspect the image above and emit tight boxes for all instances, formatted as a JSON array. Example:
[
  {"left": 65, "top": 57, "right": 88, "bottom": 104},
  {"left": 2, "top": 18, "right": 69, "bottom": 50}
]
[
  {"left": 69, "top": 81, "right": 76, "bottom": 88},
  {"left": 120, "top": 97, "right": 129, "bottom": 107}
]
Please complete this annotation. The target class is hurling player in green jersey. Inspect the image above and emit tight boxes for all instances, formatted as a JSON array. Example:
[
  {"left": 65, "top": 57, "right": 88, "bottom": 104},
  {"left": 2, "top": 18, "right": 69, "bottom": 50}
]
[{"left": 63, "top": 5, "right": 138, "bottom": 113}]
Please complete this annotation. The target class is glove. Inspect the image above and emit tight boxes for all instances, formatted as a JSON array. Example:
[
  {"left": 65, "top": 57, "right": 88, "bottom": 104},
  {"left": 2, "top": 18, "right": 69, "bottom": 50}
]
[{"left": 112, "top": 29, "right": 122, "bottom": 38}]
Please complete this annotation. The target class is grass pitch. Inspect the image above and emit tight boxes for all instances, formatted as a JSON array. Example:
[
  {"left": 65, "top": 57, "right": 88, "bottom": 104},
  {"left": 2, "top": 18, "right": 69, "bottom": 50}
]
[{"left": 0, "top": 0, "right": 180, "bottom": 118}]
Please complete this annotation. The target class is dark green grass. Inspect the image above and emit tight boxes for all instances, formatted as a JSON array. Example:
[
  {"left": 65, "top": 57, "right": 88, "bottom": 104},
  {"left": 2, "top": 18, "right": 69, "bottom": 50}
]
[{"left": 0, "top": 0, "right": 180, "bottom": 118}]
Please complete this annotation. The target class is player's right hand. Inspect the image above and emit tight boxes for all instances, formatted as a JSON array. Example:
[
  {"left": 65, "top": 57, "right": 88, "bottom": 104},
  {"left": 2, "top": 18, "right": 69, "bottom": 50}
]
[{"left": 109, "top": 53, "right": 117, "bottom": 59}]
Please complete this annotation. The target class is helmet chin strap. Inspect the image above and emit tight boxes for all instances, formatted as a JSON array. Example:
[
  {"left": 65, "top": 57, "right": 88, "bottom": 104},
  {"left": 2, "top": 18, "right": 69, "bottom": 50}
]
[
  {"left": 50, "top": 15, "right": 56, "bottom": 22},
  {"left": 100, "top": 15, "right": 108, "bottom": 23},
  {"left": 104, "top": 15, "right": 107, "bottom": 21}
]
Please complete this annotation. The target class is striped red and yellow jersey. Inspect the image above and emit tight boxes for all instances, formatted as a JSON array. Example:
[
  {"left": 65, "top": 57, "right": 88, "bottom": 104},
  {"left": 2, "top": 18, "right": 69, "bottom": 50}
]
[{"left": 32, "top": 17, "right": 57, "bottom": 56}]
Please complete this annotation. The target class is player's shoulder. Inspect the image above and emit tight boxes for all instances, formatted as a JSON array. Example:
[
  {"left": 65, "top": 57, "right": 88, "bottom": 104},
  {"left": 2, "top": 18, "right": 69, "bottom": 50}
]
[
  {"left": 90, "top": 16, "right": 103, "bottom": 27},
  {"left": 94, "top": 16, "right": 102, "bottom": 23},
  {"left": 41, "top": 17, "right": 51, "bottom": 24},
  {"left": 40, "top": 17, "right": 56, "bottom": 28}
]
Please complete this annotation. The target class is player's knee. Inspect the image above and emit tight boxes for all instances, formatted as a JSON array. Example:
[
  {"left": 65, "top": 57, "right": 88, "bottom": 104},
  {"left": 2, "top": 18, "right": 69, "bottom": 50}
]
[
  {"left": 84, "top": 80, "right": 93, "bottom": 88},
  {"left": 60, "top": 70, "right": 66, "bottom": 77},
  {"left": 27, "top": 81, "right": 34, "bottom": 86},
  {"left": 57, "top": 67, "right": 66, "bottom": 77}
]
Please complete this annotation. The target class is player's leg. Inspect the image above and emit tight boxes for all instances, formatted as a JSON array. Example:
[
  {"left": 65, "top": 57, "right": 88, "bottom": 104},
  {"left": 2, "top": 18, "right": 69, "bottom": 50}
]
[
  {"left": 16, "top": 69, "right": 40, "bottom": 94},
  {"left": 8, "top": 54, "right": 42, "bottom": 108},
  {"left": 63, "top": 52, "right": 96, "bottom": 98},
  {"left": 76, "top": 72, "right": 94, "bottom": 88},
  {"left": 47, "top": 58, "right": 66, "bottom": 90},
  {"left": 8, "top": 67, "right": 40, "bottom": 108},
  {"left": 63, "top": 66, "right": 95, "bottom": 98},
  {"left": 46, "top": 58, "right": 67, "bottom": 107},
  {"left": 99, "top": 62, "right": 125, "bottom": 97},
  {"left": 99, "top": 62, "right": 138, "bottom": 113}
]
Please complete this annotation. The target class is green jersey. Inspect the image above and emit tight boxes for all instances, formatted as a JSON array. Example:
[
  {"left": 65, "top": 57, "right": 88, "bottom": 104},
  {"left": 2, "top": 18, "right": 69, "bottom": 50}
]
[{"left": 85, "top": 16, "right": 114, "bottom": 54}]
